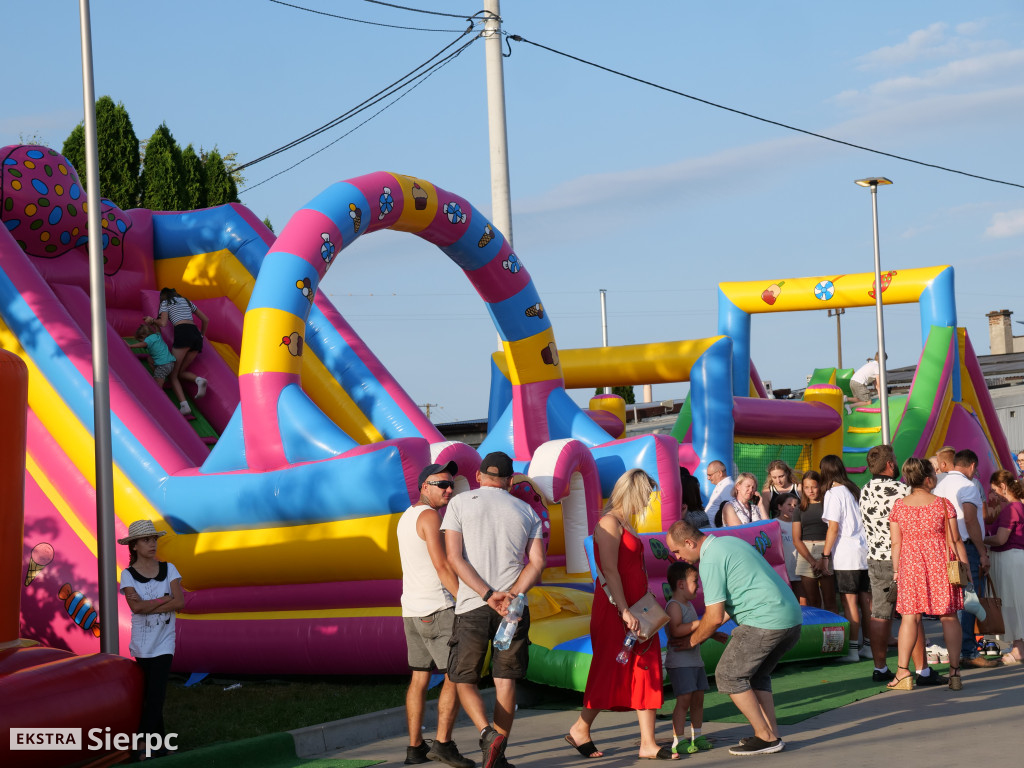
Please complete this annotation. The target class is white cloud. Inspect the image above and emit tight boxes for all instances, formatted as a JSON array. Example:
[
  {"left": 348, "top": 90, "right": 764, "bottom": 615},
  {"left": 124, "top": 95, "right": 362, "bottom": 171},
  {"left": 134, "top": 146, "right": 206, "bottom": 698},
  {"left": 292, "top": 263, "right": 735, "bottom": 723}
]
[
  {"left": 835, "top": 49, "right": 1024, "bottom": 110},
  {"left": 857, "top": 20, "right": 1000, "bottom": 69},
  {"left": 986, "top": 209, "right": 1024, "bottom": 238}
]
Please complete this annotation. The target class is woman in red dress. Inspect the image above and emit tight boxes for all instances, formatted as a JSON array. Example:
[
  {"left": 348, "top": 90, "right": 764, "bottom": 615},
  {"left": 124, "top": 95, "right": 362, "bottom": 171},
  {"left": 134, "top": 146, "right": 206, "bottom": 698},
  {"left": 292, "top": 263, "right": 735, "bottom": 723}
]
[
  {"left": 565, "top": 469, "right": 672, "bottom": 760},
  {"left": 888, "top": 458, "right": 969, "bottom": 691}
]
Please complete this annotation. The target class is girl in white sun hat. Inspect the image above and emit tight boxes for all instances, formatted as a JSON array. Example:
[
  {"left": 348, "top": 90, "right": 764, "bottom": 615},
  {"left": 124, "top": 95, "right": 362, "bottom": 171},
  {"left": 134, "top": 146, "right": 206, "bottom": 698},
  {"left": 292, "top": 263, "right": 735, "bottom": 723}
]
[{"left": 119, "top": 520, "right": 183, "bottom": 760}]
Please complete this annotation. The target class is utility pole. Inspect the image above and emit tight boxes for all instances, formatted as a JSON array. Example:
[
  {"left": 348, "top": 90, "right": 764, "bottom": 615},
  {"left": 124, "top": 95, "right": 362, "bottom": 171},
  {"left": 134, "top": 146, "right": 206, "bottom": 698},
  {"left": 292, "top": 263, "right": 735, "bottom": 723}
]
[
  {"left": 600, "top": 289, "right": 611, "bottom": 395},
  {"left": 827, "top": 307, "right": 845, "bottom": 368},
  {"left": 418, "top": 403, "right": 439, "bottom": 420},
  {"left": 483, "top": 0, "right": 513, "bottom": 247}
]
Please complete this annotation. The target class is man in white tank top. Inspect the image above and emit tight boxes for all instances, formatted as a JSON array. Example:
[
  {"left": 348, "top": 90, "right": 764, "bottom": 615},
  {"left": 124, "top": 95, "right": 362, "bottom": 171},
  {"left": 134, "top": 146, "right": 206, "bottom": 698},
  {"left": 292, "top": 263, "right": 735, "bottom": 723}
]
[{"left": 398, "top": 461, "right": 473, "bottom": 768}]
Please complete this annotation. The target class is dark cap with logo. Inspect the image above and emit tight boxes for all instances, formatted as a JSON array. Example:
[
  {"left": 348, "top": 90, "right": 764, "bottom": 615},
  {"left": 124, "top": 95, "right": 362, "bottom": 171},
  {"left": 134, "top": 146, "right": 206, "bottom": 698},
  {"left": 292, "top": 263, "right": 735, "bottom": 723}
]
[{"left": 418, "top": 460, "right": 458, "bottom": 487}]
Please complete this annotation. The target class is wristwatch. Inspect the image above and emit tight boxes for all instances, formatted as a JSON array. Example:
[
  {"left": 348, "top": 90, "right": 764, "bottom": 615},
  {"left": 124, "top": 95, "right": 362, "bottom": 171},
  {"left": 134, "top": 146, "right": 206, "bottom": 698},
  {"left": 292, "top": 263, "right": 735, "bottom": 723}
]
[{"left": 483, "top": 588, "right": 494, "bottom": 602}]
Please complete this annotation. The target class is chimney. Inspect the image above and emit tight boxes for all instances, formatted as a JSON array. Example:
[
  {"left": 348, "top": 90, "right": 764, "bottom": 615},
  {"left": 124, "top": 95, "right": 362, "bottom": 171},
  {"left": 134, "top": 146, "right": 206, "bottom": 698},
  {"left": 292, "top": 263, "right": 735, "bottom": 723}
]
[{"left": 987, "top": 309, "right": 1013, "bottom": 355}]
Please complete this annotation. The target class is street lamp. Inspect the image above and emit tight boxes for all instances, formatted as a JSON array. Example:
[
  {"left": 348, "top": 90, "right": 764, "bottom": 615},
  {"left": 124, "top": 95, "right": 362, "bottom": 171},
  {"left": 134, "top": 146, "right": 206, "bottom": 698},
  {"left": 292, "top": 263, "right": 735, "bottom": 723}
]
[{"left": 854, "top": 177, "right": 892, "bottom": 444}]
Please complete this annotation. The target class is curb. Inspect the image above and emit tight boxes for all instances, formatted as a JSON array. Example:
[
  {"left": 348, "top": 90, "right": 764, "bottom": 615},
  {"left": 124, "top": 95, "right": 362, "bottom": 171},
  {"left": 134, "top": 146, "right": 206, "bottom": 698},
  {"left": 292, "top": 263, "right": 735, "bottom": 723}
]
[{"left": 290, "top": 688, "right": 497, "bottom": 758}]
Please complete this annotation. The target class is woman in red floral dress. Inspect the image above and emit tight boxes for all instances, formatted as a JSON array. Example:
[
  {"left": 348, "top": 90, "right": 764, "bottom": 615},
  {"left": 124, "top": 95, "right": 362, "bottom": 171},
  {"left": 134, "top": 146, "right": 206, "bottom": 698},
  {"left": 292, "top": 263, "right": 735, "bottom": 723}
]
[
  {"left": 565, "top": 469, "right": 670, "bottom": 760},
  {"left": 889, "top": 457, "right": 970, "bottom": 691}
]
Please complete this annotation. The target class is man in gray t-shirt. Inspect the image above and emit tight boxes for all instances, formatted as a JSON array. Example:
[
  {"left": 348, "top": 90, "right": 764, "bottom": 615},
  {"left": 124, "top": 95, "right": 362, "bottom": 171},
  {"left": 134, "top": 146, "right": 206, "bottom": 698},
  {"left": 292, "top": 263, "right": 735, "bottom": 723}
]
[{"left": 442, "top": 451, "right": 545, "bottom": 768}]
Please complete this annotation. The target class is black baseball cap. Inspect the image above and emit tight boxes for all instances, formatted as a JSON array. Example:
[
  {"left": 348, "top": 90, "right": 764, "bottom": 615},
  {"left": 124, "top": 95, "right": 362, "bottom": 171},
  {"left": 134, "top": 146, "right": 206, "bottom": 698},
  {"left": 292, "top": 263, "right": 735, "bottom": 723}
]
[
  {"left": 418, "top": 460, "right": 458, "bottom": 487},
  {"left": 479, "top": 451, "right": 514, "bottom": 478}
]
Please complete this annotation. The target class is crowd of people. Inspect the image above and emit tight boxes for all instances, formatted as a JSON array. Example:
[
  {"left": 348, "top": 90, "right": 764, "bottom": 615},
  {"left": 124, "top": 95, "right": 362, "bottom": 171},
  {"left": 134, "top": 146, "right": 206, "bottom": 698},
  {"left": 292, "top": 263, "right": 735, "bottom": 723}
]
[{"left": 390, "top": 441, "right": 1024, "bottom": 766}]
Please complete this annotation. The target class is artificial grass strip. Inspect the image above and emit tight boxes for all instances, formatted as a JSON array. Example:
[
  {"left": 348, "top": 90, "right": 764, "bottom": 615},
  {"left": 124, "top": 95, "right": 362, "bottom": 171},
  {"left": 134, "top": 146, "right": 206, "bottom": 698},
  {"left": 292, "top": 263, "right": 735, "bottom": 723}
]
[
  {"left": 154, "top": 732, "right": 380, "bottom": 768},
  {"left": 659, "top": 657, "right": 936, "bottom": 725}
]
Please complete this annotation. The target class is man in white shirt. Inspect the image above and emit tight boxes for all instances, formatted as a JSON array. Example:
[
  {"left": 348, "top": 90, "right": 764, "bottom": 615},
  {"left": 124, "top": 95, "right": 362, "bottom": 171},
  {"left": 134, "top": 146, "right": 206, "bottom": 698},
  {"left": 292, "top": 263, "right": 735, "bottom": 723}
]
[
  {"left": 933, "top": 449, "right": 998, "bottom": 669},
  {"left": 704, "top": 461, "right": 735, "bottom": 528},
  {"left": 398, "top": 461, "right": 474, "bottom": 768}
]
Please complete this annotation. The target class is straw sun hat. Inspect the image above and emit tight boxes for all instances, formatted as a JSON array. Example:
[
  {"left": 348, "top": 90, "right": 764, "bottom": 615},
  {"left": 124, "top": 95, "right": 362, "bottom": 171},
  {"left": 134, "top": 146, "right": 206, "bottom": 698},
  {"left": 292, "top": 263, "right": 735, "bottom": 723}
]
[{"left": 117, "top": 519, "right": 167, "bottom": 545}]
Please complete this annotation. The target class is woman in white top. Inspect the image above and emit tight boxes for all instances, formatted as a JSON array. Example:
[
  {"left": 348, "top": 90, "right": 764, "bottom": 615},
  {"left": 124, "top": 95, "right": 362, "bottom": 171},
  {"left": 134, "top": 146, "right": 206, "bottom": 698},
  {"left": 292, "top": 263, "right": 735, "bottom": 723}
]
[
  {"left": 721, "top": 473, "right": 766, "bottom": 527},
  {"left": 146, "top": 287, "right": 210, "bottom": 416},
  {"left": 820, "top": 455, "right": 871, "bottom": 663}
]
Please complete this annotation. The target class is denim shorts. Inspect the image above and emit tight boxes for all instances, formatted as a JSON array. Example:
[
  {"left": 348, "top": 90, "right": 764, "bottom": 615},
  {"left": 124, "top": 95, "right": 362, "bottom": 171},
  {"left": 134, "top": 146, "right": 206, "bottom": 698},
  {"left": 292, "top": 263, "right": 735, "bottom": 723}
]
[
  {"left": 867, "top": 559, "right": 897, "bottom": 620},
  {"left": 715, "top": 624, "right": 801, "bottom": 694},
  {"left": 403, "top": 607, "right": 455, "bottom": 671},
  {"left": 834, "top": 568, "right": 870, "bottom": 595},
  {"left": 447, "top": 603, "right": 530, "bottom": 683}
]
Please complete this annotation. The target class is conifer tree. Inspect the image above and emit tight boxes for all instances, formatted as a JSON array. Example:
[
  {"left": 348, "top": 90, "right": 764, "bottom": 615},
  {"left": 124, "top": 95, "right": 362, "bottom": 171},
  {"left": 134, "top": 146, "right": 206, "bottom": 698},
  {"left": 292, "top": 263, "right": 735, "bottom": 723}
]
[
  {"left": 140, "top": 123, "right": 186, "bottom": 211},
  {"left": 181, "top": 144, "right": 207, "bottom": 210},
  {"left": 60, "top": 96, "right": 141, "bottom": 208}
]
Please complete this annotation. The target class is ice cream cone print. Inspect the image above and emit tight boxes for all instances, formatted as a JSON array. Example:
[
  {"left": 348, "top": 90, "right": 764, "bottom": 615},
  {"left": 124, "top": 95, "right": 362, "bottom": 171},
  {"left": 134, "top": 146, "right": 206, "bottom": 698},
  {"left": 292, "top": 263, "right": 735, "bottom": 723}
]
[
  {"left": 25, "top": 542, "right": 54, "bottom": 585},
  {"left": 478, "top": 225, "right": 494, "bottom": 248},
  {"left": 349, "top": 203, "right": 362, "bottom": 233},
  {"left": 525, "top": 303, "right": 544, "bottom": 319}
]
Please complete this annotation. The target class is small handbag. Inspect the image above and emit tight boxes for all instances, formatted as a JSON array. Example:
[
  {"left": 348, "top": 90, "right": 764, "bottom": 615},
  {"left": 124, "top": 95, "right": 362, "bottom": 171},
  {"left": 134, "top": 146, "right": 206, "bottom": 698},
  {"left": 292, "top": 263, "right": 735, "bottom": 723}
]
[
  {"left": 625, "top": 591, "right": 671, "bottom": 641},
  {"left": 975, "top": 576, "right": 1005, "bottom": 636},
  {"left": 593, "top": 522, "right": 670, "bottom": 641},
  {"left": 943, "top": 502, "right": 970, "bottom": 586}
]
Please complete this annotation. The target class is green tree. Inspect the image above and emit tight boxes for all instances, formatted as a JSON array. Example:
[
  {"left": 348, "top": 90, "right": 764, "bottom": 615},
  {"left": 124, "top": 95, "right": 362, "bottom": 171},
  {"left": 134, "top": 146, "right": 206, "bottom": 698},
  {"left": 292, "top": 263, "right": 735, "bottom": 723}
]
[
  {"left": 181, "top": 144, "right": 207, "bottom": 210},
  {"left": 61, "top": 124, "right": 86, "bottom": 181},
  {"left": 60, "top": 97, "right": 140, "bottom": 208},
  {"left": 262, "top": 217, "right": 275, "bottom": 233},
  {"left": 594, "top": 385, "right": 635, "bottom": 404},
  {"left": 203, "top": 148, "right": 239, "bottom": 206},
  {"left": 140, "top": 123, "right": 186, "bottom": 211}
]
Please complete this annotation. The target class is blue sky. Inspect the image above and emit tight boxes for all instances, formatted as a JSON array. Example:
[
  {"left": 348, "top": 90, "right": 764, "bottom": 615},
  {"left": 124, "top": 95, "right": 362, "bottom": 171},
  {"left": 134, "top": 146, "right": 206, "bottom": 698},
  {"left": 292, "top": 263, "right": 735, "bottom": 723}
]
[{"left": 3, "top": 2, "right": 1022, "bottom": 422}]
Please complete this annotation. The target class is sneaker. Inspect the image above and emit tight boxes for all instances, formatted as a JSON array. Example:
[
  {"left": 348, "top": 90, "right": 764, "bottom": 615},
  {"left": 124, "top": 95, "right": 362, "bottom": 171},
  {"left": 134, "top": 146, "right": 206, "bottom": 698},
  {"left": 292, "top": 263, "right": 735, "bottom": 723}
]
[
  {"left": 196, "top": 377, "right": 208, "bottom": 398},
  {"left": 479, "top": 726, "right": 505, "bottom": 768},
  {"left": 427, "top": 740, "right": 474, "bottom": 768},
  {"left": 839, "top": 647, "right": 861, "bottom": 663},
  {"left": 961, "top": 655, "right": 999, "bottom": 669},
  {"left": 406, "top": 742, "right": 431, "bottom": 765},
  {"left": 179, "top": 402, "right": 192, "bottom": 416},
  {"left": 983, "top": 640, "right": 1001, "bottom": 658},
  {"left": 859, "top": 644, "right": 874, "bottom": 660},
  {"left": 916, "top": 670, "right": 948, "bottom": 686},
  {"left": 729, "top": 737, "right": 784, "bottom": 756},
  {"left": 962, "top": 584, "right": 987, "bottom": 621},
  {"left": 872, "top": 668, "right": 896, "bottom": 682}
]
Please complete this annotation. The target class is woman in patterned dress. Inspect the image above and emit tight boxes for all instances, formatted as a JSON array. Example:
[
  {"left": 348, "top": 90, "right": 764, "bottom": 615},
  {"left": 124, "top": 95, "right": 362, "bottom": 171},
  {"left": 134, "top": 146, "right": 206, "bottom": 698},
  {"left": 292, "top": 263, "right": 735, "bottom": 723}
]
[{"left": 888, "top": 458, "right": 969, "bottom": 690}]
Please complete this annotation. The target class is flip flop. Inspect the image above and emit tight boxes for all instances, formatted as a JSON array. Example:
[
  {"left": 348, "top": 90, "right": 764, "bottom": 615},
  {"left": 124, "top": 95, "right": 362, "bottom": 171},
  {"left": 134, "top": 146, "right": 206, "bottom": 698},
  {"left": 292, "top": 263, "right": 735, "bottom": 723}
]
[
  {"left": 639, "top": 746, "right": 676, "bottom": 760},
  {"left": 1002, "top": 653, "right": 1022, "bottom": 665},
  {"left": 564, "top": 734, "right": 603, "bottom": 759}
]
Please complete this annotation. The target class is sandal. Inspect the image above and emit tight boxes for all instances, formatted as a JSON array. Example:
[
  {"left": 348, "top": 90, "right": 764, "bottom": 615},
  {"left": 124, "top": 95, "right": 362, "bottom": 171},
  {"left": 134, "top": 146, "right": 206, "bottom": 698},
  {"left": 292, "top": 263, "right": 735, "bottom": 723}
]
[
  {"left": 1001, "top": 653, "right": 1022, "bottom": 665},
  {"left": 948, "top": 666, "right": 963, "bottom": 691},
  {"left": 639, "top": 746, "right": 676, "bottom": 760},
  {"left": 564, "top": 734, "right": 602, "bottom": 759},
  {"left": 886, "top": 666, "right": 913, "bottom": 691}
]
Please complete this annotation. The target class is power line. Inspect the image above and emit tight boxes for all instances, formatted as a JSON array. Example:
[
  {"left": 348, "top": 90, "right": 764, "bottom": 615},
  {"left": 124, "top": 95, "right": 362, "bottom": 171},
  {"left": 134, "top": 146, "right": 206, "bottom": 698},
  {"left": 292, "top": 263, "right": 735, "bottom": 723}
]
[
  {"left": 357, "top": 0, "right": 476, "bottom": 19},
  {"left": 241, "top": 37, "right": 474, "bottom": 192},
  {"left": 268, "top": 0, "right": 471, "bottom": 32},
  {"left": 507, "top": 34, "right": 1024, "bottom": 191},
  {"left": 236, "top": 27, "right": 477, "bottom": 172}
]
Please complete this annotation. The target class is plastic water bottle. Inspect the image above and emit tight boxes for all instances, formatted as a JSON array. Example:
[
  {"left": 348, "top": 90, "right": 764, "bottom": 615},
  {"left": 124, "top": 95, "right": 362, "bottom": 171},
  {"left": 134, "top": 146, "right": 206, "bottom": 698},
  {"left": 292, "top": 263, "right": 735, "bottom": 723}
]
[
  {"left": 493, "top": 594, "right": 526, "bottom": 651},
  {"left": 616, "top": 630, "right": 638, "bottom": 664}
]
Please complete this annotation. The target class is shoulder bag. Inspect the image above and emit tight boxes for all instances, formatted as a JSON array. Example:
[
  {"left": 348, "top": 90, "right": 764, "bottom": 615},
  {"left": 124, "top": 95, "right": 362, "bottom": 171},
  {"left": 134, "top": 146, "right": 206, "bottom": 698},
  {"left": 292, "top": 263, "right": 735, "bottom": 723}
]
[
  {"left": 943, "top": 501, "right": 970, "bottom": 586},
  {"left": 974, "top": 576, "right": 1005, "bottom": 636}
]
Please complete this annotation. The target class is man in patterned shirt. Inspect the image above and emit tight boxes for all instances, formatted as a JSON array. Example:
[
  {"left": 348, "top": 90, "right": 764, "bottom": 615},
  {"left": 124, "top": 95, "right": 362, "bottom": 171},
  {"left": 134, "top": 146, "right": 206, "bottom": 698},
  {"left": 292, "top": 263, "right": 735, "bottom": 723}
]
[{"left": 859, "top": 445, "right": 944, "bottom": 685}]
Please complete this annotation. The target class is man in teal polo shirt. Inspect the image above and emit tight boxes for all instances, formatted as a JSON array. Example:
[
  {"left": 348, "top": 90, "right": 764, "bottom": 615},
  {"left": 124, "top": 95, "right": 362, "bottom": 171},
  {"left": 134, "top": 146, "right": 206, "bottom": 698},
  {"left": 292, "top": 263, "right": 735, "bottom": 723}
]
[{"left": 666, "top": 519, "right": 802, "bottom": 756}]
